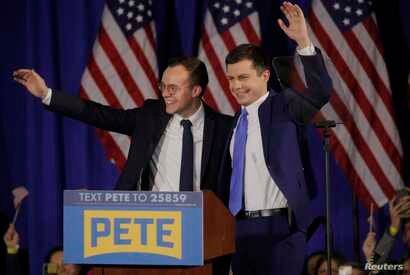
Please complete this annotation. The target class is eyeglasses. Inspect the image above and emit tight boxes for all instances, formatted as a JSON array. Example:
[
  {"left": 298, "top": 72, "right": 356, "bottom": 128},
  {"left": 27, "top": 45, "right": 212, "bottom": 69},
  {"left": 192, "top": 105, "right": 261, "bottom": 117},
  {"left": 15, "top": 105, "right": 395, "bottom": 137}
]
[{"left": 158, "top": 83, "right": 192, "bottom": 94}]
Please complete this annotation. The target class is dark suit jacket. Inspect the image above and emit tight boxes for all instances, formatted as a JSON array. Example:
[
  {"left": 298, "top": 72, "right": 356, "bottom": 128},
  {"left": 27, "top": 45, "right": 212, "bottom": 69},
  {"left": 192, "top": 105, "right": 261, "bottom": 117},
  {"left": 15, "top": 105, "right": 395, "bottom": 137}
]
[
  {"left": 218, "top": 50, "right": 332, "bottom": 232},
  {"left": 47, "top": 93, "right": 233, "bottom": 192}
]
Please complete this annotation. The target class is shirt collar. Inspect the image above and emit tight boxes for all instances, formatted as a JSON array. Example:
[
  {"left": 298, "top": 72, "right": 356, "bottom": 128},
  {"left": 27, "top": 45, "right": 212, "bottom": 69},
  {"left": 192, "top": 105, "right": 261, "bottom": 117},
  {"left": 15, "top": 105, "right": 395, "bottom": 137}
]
[
  {"left": 173, "top": 101, "right": 204, "bottom": 127},
  {"left": 243, "top": 92, "right": 269, "bottom": 115}
]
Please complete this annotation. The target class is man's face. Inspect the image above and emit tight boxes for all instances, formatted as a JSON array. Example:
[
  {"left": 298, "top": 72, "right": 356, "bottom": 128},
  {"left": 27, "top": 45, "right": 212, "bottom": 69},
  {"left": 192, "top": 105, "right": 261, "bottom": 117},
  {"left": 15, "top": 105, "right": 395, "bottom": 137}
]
[
  {"left": 160, "top": 65, "right": 201, "bottom": 118},
  {"left": 226, "top": 59, "right": 269, "bottom": 106},
  {"left": 49, "top": 251, "right": 81, "bottom": 275}
]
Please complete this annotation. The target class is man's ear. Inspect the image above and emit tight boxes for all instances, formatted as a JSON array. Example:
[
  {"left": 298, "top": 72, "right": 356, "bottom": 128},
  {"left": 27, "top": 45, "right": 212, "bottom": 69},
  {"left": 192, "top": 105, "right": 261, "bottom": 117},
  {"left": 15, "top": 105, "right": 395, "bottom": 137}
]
[{"left": 192, "top": 86, "right": 202, "bottom": 98}]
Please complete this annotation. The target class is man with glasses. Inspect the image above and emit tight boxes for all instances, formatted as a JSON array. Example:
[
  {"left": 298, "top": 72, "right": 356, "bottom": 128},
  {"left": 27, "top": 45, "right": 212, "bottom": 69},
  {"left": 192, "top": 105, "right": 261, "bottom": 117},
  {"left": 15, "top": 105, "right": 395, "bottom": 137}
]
[{"left": 13, "top": 57, "right": 233, "bottom": 194}]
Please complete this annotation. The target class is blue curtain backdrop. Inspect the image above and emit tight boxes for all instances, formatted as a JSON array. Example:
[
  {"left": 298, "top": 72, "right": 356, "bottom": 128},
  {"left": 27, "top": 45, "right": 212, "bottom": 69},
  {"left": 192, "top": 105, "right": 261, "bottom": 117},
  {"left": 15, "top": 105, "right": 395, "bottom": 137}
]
[{"left": 0, "top": 1, "right": 408, "bottom": 275}]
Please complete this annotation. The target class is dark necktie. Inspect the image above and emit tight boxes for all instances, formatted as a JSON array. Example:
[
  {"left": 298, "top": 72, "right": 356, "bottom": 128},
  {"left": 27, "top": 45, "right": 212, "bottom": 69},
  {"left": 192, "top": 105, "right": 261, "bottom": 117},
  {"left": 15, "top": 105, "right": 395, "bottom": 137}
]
[
  {"left": 229, "top": 109, "right": 248, "bottom": 215},
  {"left": 180, "top": 119, "right": 193, "bottom": 191}
]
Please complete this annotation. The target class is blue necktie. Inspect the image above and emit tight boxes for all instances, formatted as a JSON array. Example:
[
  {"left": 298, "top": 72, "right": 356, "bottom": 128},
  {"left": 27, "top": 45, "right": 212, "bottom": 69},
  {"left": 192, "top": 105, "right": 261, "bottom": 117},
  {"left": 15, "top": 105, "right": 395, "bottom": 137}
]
[
  {"left": 180, "top": 119, "right": 193, "bottom": 191},
  {"left": 229, "top": 109, "right": 248, "bottom": 215}
]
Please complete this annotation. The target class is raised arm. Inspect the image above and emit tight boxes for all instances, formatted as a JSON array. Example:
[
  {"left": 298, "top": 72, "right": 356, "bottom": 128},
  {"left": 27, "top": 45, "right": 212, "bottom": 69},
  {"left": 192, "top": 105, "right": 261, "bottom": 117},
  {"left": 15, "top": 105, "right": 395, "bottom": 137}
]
[
  {"left": 277, "top": 2, "right": 332, "bottom": 123},
  {"left": 13, "top": 69, "right": 138, "bottom": 136}
]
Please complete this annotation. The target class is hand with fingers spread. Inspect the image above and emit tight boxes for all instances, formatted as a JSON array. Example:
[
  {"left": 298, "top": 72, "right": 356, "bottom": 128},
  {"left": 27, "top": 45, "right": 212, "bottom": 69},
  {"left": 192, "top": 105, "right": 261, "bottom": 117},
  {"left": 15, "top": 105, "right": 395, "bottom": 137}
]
[
  {"left": 277, "top": 1, "right": 311, "bottom": 48},
  {"left": 13, "top": 69, "right": 49, "bottom": 98}
]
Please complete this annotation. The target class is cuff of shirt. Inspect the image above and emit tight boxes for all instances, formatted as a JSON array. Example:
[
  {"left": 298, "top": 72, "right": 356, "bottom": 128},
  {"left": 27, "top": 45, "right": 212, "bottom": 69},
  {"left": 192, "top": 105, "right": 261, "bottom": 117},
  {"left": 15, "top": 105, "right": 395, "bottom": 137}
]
[
  {"left": 296, "top": 43, "right": 316, "bottom": 56},
  {"left": 42, "top": 88, "right": 52, "bottom": 105},
  {"left": 7, "top": 245, "right": 19, "bottom": 254}
]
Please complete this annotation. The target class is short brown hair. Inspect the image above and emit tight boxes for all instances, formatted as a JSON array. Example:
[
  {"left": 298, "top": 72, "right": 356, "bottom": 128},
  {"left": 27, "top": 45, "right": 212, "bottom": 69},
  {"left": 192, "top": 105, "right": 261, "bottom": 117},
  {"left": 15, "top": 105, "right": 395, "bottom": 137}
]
[
  {"left": 168, "top": 57, "right": 208, "bottom": 96},
  {"left": 225, "top": 43, "right": 269, "bottom": 74}
]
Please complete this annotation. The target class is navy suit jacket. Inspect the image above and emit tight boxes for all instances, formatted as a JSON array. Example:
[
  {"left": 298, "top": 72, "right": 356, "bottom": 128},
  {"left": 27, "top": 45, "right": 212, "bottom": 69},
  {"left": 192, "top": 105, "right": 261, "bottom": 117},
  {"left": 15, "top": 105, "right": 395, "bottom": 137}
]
[
  {"left": 218, "top": 50, "right": 332, "bottom": 231},
  {"left": 46, "top": 93, "right": 233, "bottom": 193}
]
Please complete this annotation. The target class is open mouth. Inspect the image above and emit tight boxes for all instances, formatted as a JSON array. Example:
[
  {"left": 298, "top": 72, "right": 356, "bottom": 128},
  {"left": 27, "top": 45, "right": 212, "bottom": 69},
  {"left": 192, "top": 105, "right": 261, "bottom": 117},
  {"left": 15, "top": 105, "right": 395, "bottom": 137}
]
[
  {"left": 164, "top": 99, "right": 175, "bottom": 105},
  {"left": 234, "top": 89, "right": 250, "bottom": 97}
]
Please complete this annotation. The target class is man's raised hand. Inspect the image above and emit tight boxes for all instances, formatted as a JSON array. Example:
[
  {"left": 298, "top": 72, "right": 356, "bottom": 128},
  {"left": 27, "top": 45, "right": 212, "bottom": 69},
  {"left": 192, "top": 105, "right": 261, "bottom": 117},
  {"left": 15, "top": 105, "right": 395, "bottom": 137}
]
[
  {"left": 13, "top": 69, "right": 48, "bottom": 98},
  {"left": 277, "top": 1, "right": 311, "bottom": 49}
]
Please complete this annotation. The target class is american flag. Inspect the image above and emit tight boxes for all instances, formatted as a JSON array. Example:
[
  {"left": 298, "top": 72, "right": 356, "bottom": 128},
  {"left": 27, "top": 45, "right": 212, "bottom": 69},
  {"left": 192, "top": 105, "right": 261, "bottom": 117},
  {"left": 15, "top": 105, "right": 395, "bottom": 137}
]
[
  {"left": 307, "top": 0, "right": 403, "bottom": 207},
  {"left": 198, "top": 0, "right": 261, "bottom": 115},
  {"left": 80, "top": 0, "right": 158, "bottom": 169}
]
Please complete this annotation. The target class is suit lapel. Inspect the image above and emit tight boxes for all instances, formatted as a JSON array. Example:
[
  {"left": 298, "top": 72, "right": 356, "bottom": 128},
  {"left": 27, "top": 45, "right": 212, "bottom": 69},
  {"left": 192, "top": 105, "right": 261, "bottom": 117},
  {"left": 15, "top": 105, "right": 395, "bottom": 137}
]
[
  {"left": 230, "top": 111, "right": 240, "bottom": 144},
  {"left": 200, "top": 106, "right": 215, "bottom": 186},
  {"left": 146, "top": 101, "right": 171, "bottom": 191},
  {"left": 153, "top": 101, "right": 171, "bottom": 145},
  {"left": 258, "top": 93, "right": 273, "bottom": 166},
  {"left": 222, "top": 111, "right": 240, "bottom": 174}
]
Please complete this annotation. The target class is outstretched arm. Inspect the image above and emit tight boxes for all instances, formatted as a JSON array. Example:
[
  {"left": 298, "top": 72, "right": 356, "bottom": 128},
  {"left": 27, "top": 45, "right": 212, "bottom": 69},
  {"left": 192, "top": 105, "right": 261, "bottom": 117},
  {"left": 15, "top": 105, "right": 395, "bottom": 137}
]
[
  {"left": 276, "top": 2, "right": 332, "bottom": 123},
  {"left": 13, "top": 69, "right": 138, "bottom": 136}
]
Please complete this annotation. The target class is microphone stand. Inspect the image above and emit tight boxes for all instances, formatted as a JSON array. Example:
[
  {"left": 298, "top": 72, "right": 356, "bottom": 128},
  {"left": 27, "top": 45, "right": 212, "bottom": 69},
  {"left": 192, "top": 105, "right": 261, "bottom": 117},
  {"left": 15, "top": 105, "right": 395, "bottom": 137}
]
[
  {"left": 272, "top": 56, "right": 340, "bottom": 274},
  {"left": 315, "top": 120, "right": 337, "bottom": 275}
]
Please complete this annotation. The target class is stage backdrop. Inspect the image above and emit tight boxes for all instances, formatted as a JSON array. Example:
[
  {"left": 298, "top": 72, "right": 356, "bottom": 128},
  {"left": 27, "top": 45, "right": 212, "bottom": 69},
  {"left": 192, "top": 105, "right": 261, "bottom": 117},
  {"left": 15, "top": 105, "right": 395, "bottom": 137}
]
[{"left": 0, "top": 1, "right": 408, "bottom": 275}]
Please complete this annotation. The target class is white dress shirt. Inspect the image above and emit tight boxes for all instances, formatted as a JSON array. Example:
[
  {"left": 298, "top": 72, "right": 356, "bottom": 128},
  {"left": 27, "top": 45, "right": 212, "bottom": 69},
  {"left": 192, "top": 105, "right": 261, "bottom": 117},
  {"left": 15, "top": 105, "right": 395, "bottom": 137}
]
[
  {"left": 229, "top": 45, "right": 316, "bottom": 210},
  {"left": 43, "top": 89, "right": 205, "bottom": 191},
  {"left": 230, "top": 93, "right": 287, "bottom": 210},
  {"left": 151, "top": 104, "right": 204, "bottom": 191}
]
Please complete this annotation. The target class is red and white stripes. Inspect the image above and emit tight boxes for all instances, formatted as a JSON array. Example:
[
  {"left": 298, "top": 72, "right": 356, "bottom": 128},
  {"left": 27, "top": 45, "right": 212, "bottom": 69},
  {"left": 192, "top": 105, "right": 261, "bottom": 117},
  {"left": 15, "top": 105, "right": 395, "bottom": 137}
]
[
  {"left": 198, "top": 11, "right": 261, "bottom": 115},
  {"left": 307, "top": 0, "right": 403, "bottom": 207},
  {"left": 80, "top": 7, "right": 158, "bottom": 169}
]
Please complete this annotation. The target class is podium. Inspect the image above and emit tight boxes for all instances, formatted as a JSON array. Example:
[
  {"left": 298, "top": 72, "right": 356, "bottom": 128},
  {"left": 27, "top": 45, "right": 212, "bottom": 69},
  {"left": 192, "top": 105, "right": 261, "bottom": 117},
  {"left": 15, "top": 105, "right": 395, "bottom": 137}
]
[{"left": 63, "top": 190, "right": 234, "bottom": 275}]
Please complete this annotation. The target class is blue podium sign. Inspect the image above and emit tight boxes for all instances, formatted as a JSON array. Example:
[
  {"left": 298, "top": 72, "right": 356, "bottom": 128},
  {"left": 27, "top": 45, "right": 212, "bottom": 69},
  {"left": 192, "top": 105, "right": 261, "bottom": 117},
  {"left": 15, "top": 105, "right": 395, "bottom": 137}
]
[{"left": 63, "top": 190, "right": 203, "bottom": 266}]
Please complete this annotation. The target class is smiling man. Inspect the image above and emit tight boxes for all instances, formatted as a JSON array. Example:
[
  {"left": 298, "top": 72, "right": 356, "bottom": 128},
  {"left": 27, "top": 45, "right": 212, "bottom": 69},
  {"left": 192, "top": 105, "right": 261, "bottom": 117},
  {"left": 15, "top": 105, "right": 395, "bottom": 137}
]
[
  {"left": 13, "top": 57, "right": 232, "bottom": 194},
  {"left": 218, "top": 2, "right": 332, "bottom": 275}
]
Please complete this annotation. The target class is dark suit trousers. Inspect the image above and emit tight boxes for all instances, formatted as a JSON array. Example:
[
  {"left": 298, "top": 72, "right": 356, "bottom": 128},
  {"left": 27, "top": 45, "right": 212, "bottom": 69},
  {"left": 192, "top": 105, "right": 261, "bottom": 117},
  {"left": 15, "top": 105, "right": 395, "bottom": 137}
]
[{"left": 232, "top": 214, "right": 305, "bottom": 275}]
